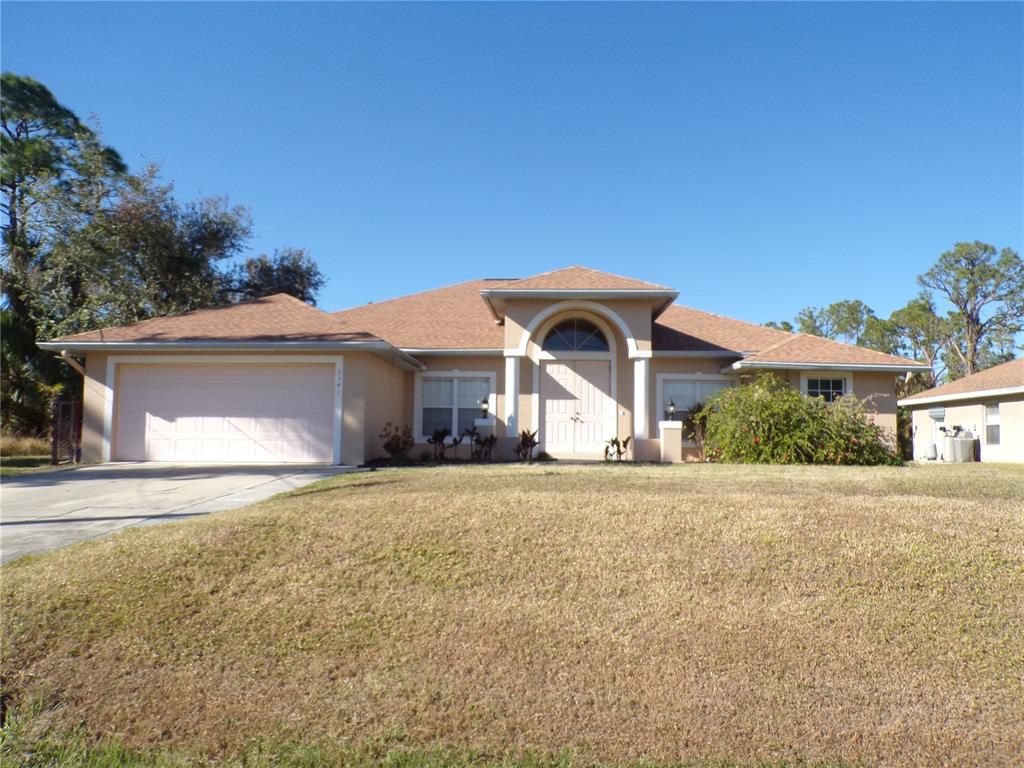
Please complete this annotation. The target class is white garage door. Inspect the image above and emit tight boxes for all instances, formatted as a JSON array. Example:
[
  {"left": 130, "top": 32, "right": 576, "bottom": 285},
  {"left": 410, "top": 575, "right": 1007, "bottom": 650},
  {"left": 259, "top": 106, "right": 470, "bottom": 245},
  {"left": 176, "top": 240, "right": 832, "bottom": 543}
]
[{"left": 114, "top": 363, "right": 336, "bottom": 463}]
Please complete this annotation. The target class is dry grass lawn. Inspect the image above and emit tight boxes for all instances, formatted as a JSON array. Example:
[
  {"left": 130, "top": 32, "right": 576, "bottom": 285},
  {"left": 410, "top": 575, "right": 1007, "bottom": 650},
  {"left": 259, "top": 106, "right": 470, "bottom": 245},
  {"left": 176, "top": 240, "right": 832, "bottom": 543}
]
[{"left": 2, "top": 463, "right": 1023, "bottom": 767}]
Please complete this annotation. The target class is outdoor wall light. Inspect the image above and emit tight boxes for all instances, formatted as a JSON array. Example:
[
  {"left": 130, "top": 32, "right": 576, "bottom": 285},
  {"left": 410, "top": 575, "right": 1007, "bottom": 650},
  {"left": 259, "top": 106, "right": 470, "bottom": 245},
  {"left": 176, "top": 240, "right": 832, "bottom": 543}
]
[{"left": 481, "top": 398, "right": 490, "bottom": 419}]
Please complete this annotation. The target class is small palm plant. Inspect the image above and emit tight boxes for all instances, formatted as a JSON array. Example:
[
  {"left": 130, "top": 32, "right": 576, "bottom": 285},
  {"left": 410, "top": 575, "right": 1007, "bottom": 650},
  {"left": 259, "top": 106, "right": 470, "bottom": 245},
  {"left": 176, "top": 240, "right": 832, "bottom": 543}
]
[
  {"left": 513, "top": 430, "right": 539, "bottom": 462},
  {"left": 427, "top": 428, "right": 451, "bottom": 461},
  {"left": 604, "top": 436, "right": 632, "bottom": 462}
]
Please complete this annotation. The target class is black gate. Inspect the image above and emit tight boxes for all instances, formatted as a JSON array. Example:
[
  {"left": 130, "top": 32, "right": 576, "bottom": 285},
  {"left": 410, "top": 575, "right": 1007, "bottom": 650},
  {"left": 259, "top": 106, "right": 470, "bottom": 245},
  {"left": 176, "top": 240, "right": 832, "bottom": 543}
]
[{"left": 51, "top": 399, "right": 82, "bottom": 465}]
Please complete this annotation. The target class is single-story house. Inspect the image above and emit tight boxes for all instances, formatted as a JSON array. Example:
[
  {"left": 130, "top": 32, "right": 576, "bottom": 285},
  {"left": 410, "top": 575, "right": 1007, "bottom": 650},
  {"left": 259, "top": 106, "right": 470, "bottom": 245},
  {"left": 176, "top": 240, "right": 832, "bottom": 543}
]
[
  {"left": 899, "top": 358, "right": 1024, "bottom": 463},
  {"left": 40, "top": 266, "right": 930, "bottom": 465}
]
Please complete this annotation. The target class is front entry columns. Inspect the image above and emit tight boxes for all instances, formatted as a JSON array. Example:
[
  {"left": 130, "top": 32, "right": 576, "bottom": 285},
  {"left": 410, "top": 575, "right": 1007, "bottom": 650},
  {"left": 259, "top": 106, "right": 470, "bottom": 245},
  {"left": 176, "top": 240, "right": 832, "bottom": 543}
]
[
  {"left": 633, "top": 357, "right": 650, "bottom": 440},
  {"left": 505, "top": 355, "right": 520, "bottom": 437}
]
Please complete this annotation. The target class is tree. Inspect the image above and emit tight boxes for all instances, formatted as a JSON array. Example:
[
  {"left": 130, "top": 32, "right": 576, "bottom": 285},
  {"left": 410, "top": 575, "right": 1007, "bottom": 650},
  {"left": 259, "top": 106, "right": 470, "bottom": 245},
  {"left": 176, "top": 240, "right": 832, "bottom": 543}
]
[
  {"left": 764, "top": 319, "right": 794, "bottom": 332},
  {"left": 887, "top": 294, "right": 946, "bottom": 387},
  {"left": 228, "top": 247, "right": 325, "bottom": 305},
  {"left": 2, "top": 73, "right": 127, "bottom": 433},
  {"left": 918, "top": 241, "right": 1023, "bottom": 376},
  {"left": 795, "top": 306, "right": 833, "bottom": 338},
  {"left": 791, "top": 300, "right": 878, "bottom": 345},
  {"left": 2, "top": 73, "right": 125, "bottom": 315},
  {"left": 826, "top": 300, "right": 875, "bottom": 345}
]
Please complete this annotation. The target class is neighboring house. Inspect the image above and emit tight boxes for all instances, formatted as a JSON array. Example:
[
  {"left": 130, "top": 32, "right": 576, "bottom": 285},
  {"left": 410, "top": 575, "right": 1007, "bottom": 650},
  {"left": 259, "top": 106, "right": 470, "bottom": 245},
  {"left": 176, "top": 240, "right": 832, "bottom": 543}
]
[
  {"left": 899, "top": 358, "right": 1024, "bottom": 463},
  {"left": 41, "top": 266, "right": 929, "bottom": 465}
]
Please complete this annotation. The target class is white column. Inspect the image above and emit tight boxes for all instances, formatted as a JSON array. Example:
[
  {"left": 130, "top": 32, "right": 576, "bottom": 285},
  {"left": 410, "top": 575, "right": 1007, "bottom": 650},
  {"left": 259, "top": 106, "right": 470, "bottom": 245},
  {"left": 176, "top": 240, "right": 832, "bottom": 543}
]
[
  {"left": 505, "top": 355, "right": 520, "bottom": 437},
  {"left": 633, "top": 357, "right": 650, "bottom": 441}
]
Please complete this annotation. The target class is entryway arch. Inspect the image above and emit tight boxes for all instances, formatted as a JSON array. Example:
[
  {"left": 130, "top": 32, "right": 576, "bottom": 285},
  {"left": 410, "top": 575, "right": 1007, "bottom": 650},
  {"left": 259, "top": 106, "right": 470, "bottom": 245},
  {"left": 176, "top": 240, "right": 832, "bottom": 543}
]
[{"left": 528, "top": 310, "right": 620, "bottom": 458}]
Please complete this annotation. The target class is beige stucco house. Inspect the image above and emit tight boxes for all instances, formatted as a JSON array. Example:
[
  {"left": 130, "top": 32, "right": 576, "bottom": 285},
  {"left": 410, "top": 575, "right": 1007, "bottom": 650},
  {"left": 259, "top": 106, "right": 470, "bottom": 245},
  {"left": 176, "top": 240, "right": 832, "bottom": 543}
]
[
  {"left": 40, "top": 267, "right": 929, "bottom": 465},
  {"left": 899, "top": 358, "right": 1024, "bottom": 463}
]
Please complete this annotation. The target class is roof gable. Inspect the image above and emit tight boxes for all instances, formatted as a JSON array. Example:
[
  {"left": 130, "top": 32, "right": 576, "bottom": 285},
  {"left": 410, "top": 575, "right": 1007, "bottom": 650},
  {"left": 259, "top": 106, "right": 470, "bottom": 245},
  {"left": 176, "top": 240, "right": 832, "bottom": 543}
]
[{"left": 502, "top": 266, "right": 672, "bottom": 291}]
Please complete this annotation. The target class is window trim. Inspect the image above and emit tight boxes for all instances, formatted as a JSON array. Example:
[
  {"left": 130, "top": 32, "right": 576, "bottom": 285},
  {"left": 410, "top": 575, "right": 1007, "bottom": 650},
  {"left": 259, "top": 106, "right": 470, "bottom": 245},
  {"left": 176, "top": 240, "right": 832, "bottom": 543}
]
[
  {"left": 799, "top": 371, "right": 853, "bottom": 403},
  {"left": 655, "top": 373, "right": 735, "bottom": 446},
  {"left": 541, "top": 318, "right": 609, "bottom": 353},
  {"left": 985, "top": 403, "right": 1001, "bottom": 447},
  {"left": 414, "top": 370, "right": 497, "bottom": 443}
]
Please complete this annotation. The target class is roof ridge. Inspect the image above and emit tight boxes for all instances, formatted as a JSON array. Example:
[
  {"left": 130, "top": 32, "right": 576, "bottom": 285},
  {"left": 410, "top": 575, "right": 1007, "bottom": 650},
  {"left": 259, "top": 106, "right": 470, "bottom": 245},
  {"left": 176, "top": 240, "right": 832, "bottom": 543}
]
[{"left": 747, "top": 334, "right": 801, "bottom": 357}]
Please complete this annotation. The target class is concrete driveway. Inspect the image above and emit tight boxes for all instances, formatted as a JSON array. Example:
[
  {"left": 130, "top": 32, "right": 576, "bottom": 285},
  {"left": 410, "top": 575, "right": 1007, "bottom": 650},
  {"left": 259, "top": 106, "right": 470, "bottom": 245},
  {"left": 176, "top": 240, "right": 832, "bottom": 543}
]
[{"left": 0, "top": 463, "right": 358, "bottom": 564}]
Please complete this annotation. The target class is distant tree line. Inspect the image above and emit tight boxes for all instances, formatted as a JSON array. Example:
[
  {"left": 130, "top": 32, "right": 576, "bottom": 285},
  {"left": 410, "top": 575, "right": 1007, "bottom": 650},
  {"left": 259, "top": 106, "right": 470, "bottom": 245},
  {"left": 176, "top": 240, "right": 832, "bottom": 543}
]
[
  {"left": 1, "top": 73, "right": 326, "bottom": 435},
  {"left": 766, "top": 241, "right": 1023, "bottom": 389}
]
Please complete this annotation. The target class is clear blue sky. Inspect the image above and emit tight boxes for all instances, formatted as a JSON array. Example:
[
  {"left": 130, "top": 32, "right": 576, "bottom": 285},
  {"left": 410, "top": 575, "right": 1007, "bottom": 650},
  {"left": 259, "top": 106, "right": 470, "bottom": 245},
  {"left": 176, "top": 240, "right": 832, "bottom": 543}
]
[{"left": 3, "top": 2, "right": 1021, "bottom": 323}]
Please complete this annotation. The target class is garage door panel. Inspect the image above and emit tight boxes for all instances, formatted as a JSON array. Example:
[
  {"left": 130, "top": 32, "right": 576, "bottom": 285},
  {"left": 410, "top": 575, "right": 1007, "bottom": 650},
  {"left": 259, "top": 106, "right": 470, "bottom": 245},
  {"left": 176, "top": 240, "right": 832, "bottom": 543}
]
[{"left": 115, "top": 363, "right": 336, "bottom": 463}]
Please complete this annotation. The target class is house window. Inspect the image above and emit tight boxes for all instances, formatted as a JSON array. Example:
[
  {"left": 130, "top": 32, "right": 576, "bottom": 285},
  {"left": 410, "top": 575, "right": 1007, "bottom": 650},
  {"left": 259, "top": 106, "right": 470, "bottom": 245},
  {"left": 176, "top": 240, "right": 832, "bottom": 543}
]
[
  {"left": 542, "top": 319, "right": 609, "bottom": 352},
  {"left": 806, "top": 378, "right": 846, "bottom": 403},
  {"left": 985, "top": 404, "right": 1001, "bottom": 446},
  {"left": 420, "top": 375, "right": 491, "bottom": 438},
  {"left": 662, "top": 378, "right": 733, "bottom": 421}
]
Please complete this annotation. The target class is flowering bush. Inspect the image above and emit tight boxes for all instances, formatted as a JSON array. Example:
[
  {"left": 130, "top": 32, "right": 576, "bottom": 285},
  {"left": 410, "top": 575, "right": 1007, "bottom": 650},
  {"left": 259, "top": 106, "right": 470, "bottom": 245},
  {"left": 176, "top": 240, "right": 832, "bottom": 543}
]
[{"left": 698, "top": 373, "right": 901, "bottom": 465}]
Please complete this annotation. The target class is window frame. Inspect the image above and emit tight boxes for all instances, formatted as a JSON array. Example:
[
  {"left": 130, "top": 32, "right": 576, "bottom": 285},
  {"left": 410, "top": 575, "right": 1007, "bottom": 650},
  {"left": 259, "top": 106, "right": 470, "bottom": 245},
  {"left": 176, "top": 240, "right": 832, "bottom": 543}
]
[
  {"left": 541, "top": 318, "right": 609, "bottom": 353},
  {"left": 414, "top": 370, "right": 497, "bottom": 443},
  {"left": 985, "top": 403, "right": 1001, "bottom": 446},
  {"left": 655, "top": 373, "right": 735, "bottom": 446},
  {"left": 799, "top": 371, "right": 853, "bottom": 403}
]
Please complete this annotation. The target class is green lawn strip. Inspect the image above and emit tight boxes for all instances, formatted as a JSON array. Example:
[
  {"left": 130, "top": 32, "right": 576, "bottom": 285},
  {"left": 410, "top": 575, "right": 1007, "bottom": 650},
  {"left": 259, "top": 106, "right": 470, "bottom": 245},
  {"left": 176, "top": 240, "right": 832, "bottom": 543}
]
[{"left": 0, "top": 456, "right": 56, "bottom": 476}]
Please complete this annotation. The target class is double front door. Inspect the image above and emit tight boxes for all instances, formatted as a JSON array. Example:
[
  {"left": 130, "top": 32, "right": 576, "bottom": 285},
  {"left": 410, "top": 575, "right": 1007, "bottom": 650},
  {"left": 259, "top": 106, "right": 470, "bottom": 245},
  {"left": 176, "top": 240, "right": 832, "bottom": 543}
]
[{"left": 540, "top": 359, "right": 612, "bottom": 456}]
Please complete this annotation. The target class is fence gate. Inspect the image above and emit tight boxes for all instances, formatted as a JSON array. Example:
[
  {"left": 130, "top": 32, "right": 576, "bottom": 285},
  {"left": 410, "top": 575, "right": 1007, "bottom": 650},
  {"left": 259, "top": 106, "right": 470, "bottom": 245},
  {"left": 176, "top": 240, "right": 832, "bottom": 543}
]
[{"left": 51, "top": 399, "right": 82, "bottom": 465}]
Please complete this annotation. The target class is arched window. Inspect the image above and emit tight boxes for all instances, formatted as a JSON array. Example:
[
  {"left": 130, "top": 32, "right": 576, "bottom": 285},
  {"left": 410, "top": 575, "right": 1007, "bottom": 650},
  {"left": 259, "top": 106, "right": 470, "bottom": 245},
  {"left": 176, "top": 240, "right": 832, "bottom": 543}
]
[{"left": 542, "top": 319, "right": 609, "bottom": 352}]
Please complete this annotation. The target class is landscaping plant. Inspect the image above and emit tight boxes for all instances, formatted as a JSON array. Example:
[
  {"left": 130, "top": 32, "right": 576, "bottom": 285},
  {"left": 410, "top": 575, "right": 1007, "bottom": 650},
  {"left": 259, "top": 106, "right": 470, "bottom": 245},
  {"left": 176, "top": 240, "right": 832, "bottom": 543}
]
[
  {"left": 699, "top": 373, "right": 901, "bottom": 465},
  {"left": 603, "top": 436, "right": 631, "bottom": 462},
  {"left": 427, "top": 428, "right": 451, "bottom": 461},
  {"left": 513, "top": 430, "right": 539, "bottom": 461},
  {"left": 378, "top": 423, "right": 414, "bottom": 464}
]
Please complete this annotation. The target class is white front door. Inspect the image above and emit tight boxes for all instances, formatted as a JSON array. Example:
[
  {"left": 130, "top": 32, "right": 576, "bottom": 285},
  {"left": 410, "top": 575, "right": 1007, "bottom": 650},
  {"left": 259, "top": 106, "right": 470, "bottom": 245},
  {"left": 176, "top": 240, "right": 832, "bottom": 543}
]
[{"left": 540, "top": 359, "right": 613, "bottom": 456}]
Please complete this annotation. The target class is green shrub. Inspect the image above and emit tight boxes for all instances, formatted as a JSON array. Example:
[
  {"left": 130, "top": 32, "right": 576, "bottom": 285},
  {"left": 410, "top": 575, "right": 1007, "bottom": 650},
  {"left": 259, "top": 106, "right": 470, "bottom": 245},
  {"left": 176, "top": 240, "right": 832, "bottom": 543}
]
[{"left": 699, "top": 373, "right": 901, "bottom": 466}]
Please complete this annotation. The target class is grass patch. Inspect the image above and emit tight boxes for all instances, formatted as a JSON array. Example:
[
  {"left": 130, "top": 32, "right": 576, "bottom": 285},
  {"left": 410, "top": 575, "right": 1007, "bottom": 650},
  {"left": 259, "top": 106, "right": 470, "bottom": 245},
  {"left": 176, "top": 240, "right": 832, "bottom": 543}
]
[
  {"left": 0, "top": 455, "right": 53, "bottom": 476},
  {"left": 2, "top": 463, "right": 1022, "bottom": 767}
]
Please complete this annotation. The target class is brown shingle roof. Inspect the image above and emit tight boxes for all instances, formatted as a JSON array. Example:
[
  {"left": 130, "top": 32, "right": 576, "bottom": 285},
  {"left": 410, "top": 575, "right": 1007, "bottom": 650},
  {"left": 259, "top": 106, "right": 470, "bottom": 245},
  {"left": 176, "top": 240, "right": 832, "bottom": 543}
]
[
  {"left": 653, "top": 305, "right": 791, "bottom": 353},
  {"left": 739, "top": 333, "right": 929, "bottom": 368},
  {"left": 46, "top": 270, "right": 929, "bottom": 374},
  {"left": 52, "top": 293, "right": 379, "bottom": 344},
  {"left": 500, "top": 266, "right": 671, "bottom": 291},
  {"left": 902, "top": 358, "right": 1024, "bottom": 402},
  {"left": 331, "top": 279, "right": 510, "bottom": 349}
]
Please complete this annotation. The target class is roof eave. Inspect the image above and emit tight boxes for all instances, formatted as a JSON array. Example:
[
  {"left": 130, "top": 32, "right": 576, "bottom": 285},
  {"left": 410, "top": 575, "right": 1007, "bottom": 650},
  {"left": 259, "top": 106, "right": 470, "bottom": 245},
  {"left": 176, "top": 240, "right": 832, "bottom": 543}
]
[
  {"left": 898, "top": 385, "right": 1024, "bottom": 407},
  {"left": 400, "top": 348, "right": 503, "bottom": 356},
  {"left": 479, "top": 288, "right": 680, "bottom": 327},
  {"left": 37, "top": 340, "right": 426, "bottom": 371},
  {"left": 480, "top": 289, "right": 679, "bottom": 300},
  {"left": 726, "top": 360, "right": 933, "bottom": 374}
]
